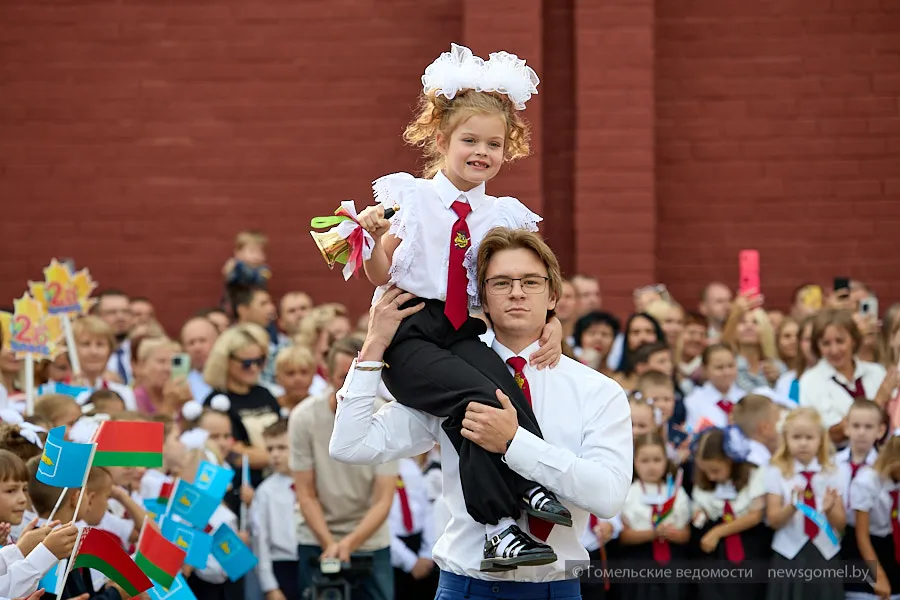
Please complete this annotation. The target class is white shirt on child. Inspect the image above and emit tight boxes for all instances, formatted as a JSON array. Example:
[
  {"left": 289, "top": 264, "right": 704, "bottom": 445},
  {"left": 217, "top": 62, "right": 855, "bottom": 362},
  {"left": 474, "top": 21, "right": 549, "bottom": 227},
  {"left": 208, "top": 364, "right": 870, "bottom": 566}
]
[
  {"left": 849, "top": 466, "right": 900, "bottom": 537},
  {"left": 747, "top": 440, "right": 772, "bottom": 468},
  {"left": 0, "top": 540, "right": 57, "bottom": 598},
  {"left": 764, "top": 458, "right": 843, "bottom": 559},
  {"left": 684, "top": 382, "right": 746, "bottom": 431},
  {"left": 834, "top": 447, "right": 878, "bottom": 527},
  {"left": 250, "top": 472, "right": 299, "bottom": 593},
  {"left": 620, "top": 481, "right": 690, "bottom": 531},
  {"left": 389, "top": 458, "right": 435, "bottom": 573},
  {"left": 799, "top": 358, "right": 886, "bottom": 428},
  {"left": 371, "top": 170, "right": 542, "bottom": 307},
  {"left": 692, "top": 467, "right": 767, "bottom": 521}
]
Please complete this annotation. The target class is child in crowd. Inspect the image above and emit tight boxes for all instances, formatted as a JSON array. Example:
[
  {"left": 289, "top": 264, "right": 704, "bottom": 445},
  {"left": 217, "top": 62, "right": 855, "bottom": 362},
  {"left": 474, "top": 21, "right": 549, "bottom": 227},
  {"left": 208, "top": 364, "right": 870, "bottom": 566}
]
[
  {"left": 635, "top": 371, "right": 686, "bottom": 464},
  {"left": 139, "top": 415, "right": 185, "bottom": 500},
  {"left": 691, "top": 427, "right": 767, "bottom": 600},
  {"left": 101, "top": 465, "right": 147, "bottom": 550},
  {"left": 273, "top": 345, "right": 316, "bottom": 417},
  {"left": 389, "top": 456, "right": 438, "bottom": 600},
  {"left": 685, "top": 344, "right": 746, "bottom": 430},
  {"left": 836, "top": 400, "right": 884, "bottom": 599},
  {"left": 84, "top": 388, "right": 126, "bottom": 417},
  {"left": 251, "top": 421, "right": 300, "bottom": 600},
  {"left": 765, "top": 407, "right": 845, "bottom": 600},
  {"left": 33, "top": 393, "right": 82, "bottom": 433},
  {"left": 26, "top": 459, "right": 118, "bottom": 599},
  {"left": 580, "top": 513, "right": 622, "bottom": 600},
  {"left": 849, "top": 434, "right": 900, "bottom": 600},
  {"left": 629, "top": 396, "right": 657, "bottom": 439},
  {"left": 620, "top": 432, "right": 690, "bottom": 600},
  {"left": 732, "top": 394, "right": 781, "bottom": 467},
  {"left": 223, "top": 231, "right": 272, "bottom": 289}
]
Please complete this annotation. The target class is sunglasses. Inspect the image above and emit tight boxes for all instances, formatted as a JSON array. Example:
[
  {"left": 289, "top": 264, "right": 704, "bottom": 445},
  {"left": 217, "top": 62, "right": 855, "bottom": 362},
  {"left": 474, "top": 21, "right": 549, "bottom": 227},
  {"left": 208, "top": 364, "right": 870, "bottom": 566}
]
[{"left": 229, "top": 355, "right": 266, "bottom": 371}]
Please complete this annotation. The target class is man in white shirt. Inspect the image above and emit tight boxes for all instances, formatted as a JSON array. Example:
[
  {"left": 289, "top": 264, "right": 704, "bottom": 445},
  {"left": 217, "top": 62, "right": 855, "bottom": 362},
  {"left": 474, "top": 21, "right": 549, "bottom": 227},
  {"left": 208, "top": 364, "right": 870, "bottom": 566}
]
[
  {"left": 180, "top": 316, "right": 219, "bottom": 402},
  {"left": 330, "top": 227, "right": 632, "bottom": 598},
  {"left": 96, "top": 289, "right": 134, "bottom": 384}
]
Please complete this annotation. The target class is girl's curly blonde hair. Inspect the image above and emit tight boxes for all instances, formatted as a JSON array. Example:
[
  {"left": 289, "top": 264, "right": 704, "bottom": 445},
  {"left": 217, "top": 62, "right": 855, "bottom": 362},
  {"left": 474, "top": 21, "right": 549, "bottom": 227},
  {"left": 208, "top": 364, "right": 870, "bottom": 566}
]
[{"left": 403, "top": 89, "right": 531, "bottom": 179}]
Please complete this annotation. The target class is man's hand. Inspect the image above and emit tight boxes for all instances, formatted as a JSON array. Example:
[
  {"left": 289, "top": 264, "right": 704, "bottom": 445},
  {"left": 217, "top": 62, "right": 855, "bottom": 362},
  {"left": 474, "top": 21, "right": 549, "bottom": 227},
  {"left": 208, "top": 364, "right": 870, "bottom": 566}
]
[
  {"left": 410, "top": 558, "right": 434, "bottom": 580},
  {"left": 321, "top": 540, "right": 351, "bottom": 563},
  {"left": 360, "top": 287, "right": 424, "bottom": 361},
  {"left": 530, "top": 316, "right": 563, "bottom": 370},
  {"left": 461, "top": 390, "right": 519, "bottom": 454}
]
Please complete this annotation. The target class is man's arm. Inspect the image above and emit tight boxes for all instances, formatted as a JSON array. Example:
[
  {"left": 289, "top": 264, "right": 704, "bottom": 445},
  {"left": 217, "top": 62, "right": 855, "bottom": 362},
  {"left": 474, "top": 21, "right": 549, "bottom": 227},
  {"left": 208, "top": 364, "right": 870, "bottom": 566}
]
[
  {"left": 503, "top": 384, "right": 633, "bottom": 519},
  {"left": 340, "top": 474, "right": 396, "bottom": 554},
  {"left": 329, "top": 362, "right": 438, "bottom": 465},
  {"left": 294, "top": 470, "right": 335, "bottom": 550}
]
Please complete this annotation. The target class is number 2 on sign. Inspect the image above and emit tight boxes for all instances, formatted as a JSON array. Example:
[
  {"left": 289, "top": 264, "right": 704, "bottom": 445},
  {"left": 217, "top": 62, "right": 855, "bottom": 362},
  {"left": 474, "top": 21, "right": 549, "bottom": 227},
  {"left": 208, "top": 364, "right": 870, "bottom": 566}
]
[
  {"left": 12, "top": 315, "right": 46, "bottom": 345},
  {"left": 46, "top": 282, "right": 78, "bottom": 310}
]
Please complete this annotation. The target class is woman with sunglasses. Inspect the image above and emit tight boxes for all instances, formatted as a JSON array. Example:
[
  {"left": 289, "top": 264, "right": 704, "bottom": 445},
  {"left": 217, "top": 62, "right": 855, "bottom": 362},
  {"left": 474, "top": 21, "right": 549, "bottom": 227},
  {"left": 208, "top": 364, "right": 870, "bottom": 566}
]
[{"left": 202, "top": 323, "right": 282, "bottom": 498}]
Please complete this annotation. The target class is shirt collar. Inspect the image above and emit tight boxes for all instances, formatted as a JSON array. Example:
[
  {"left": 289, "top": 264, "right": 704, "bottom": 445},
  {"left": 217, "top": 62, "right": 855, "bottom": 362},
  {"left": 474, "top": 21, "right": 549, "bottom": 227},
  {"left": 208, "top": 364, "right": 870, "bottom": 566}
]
[
  {"left": 794, "top": 457, "right": 822, "bottom": 473},
  {"left": 491, "top": 338, "right": 543, "bottom": 367},
  {"left": 432, "top": 170, "right": 487, "bottom": 211},
  {"left": 839, "top": 447, "right": 878, "bottom": 465},
  {"left": 820, "top": 357, "right": 863, "bottom": 384}
]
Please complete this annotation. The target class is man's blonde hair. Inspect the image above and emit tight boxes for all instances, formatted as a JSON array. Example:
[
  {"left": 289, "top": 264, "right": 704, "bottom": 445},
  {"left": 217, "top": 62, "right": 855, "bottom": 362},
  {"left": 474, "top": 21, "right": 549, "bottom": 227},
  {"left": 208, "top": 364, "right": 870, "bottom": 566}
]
[{"left": 476, "top": 227, "right": 562, "bottom": 306}]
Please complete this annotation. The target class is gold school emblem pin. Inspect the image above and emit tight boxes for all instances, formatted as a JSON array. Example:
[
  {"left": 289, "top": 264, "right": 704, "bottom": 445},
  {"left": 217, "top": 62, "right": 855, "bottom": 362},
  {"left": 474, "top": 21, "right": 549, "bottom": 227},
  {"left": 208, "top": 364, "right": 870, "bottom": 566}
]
[
  {"left": 514, "top": 373, "right": 525, "bottom": 389},
  {"left": 454, "top": 231, "right": 469, "bottom": 249}
]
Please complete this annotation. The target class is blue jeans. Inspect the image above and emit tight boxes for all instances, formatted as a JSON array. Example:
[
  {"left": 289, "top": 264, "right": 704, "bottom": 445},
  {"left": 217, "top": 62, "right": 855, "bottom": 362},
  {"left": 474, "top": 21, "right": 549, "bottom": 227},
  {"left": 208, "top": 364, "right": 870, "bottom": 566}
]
[
  {"left": 297, "top": 544, "right": 393, "bottom": 600},
  {"left": 435, "top": 570, "right": 582, "bottom": 600}
]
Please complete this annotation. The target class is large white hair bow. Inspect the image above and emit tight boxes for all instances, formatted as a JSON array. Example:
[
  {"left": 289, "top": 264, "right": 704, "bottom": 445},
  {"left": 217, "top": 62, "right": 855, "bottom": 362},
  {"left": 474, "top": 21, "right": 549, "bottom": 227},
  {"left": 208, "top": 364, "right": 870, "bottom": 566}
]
[{"left": 421, "top": 43, "right": 540, "bottom": 110}]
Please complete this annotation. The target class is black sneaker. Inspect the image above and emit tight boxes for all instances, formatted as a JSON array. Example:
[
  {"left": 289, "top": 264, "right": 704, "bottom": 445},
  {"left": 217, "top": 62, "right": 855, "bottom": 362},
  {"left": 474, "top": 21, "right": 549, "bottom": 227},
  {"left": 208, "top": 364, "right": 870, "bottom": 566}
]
[
  {"left": 521, "top": 486, "right": 573, "bottom": 527},
  {"left": 480, "top": 524, "right": 558, "bottom": 571}
]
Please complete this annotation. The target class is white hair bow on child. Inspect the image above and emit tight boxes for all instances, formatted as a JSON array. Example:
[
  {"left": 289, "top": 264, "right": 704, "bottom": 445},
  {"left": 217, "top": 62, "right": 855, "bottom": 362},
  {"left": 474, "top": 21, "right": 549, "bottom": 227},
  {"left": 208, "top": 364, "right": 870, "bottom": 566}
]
[{"left": 422, "top": 43, "right": 540, "bottom": 110}]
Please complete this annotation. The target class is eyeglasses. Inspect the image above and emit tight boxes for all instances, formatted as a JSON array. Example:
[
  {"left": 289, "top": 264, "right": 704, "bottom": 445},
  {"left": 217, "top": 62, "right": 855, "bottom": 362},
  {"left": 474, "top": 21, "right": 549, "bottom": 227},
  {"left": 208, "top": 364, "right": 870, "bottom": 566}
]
[
  {"left": 229, "top": 355, "right": 266, "bottom": 371},
  {"left": 485, "top": 276, "right": 549, "bottom": 295}
]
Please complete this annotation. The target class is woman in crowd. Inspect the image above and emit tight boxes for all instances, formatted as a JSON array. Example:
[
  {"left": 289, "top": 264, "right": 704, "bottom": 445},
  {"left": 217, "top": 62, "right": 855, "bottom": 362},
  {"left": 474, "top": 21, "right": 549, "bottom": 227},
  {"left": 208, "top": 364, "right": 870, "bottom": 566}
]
[
  {"left": 613, "top": 313, "right": 666, "bottom": 392},
  {"left": 721, "top": 298, "right": 785, "bottom": 393},
  {"left": 773, "top": 315, "right": 818, "bottom": 403},
  {"left": 71, "top": 315, "right": 137, "bottom": 409},
  {"left": 133, "top": 337, "right": 194, "bottom": 417},
  {"left": 572, "top": 311, "right": 620, "bottom": 376}
]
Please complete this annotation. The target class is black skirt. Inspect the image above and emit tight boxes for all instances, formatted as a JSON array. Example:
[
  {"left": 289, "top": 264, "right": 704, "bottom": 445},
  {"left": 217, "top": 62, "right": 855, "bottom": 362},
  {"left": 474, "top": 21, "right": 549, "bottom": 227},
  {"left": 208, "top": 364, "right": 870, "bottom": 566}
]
[
  {"left": 765, "top": 542, "right": 844, "bottom": 600},
  {"left": 694, "top": 521, "right": 770, "bottom": 600},
  {"left": 617, "top": 538, "right": 687, "bottom": 600}
]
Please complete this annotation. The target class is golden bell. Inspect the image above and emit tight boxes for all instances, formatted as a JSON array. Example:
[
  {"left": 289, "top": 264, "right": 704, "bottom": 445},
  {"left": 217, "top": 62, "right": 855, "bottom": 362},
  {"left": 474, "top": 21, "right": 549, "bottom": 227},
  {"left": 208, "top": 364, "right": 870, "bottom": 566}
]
[{"left": 310, "top": 231, "right": 349, "bottom": 270}]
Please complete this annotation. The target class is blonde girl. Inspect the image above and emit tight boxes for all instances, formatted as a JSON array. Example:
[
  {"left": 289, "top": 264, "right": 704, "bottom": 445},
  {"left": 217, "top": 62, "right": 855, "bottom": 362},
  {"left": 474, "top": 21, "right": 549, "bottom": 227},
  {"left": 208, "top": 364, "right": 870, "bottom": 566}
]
[
  {"left": 765, "top": 407, "right": 845, "bottom": 600},
  {"left": 352, "top": 43, "right": 567, "bottom": 566}
]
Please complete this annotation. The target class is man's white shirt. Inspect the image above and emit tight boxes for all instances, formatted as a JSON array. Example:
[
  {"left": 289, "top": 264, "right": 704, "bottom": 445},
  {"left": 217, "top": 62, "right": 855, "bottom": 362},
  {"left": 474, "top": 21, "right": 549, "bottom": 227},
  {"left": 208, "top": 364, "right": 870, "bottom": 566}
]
[{"left": 329, "top": 339, "right": 632, "bottom": 582}]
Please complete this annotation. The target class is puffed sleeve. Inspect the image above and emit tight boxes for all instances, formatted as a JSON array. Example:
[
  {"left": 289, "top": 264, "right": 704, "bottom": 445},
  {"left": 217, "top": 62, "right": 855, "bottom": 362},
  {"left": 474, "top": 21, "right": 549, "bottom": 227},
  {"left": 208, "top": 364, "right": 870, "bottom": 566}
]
[
  {"left": 849, "top": 467, "right": 880, "bottom": 513},
  {"left": 371, "top": 172, "right": 420, "bottom": 298}
]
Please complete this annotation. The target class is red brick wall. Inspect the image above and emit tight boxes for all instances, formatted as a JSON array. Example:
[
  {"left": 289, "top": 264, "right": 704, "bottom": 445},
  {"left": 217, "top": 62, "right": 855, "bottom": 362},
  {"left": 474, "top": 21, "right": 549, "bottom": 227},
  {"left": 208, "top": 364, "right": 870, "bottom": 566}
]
[
  {"left": 656, "top": 0, "right": 900, "bottom": 312},
  {"left": 1, "top": 0, "right": 898, "bottom": 333}
]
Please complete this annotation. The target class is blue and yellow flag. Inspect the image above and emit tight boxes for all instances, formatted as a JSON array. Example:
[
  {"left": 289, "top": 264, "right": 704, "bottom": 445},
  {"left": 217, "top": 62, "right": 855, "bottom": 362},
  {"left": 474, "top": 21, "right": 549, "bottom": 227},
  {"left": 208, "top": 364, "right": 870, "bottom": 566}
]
[
  {"left": 147, "top": 573, "right": 197, "bottom": 600},
  {"left": 193, "top": 460, "right": 233, "bottom": 502},
  {"left": 160, "top": 516, "right": 213, "bottom": 569},
  {"left": 211, "top": 524, "right": 257, "bottom": 582},
  {"left": 36, "top": 426, "right": 95, "bottom": 488},
  {"left": 165, "top": 479, "right": 218, "bottom": 530}
]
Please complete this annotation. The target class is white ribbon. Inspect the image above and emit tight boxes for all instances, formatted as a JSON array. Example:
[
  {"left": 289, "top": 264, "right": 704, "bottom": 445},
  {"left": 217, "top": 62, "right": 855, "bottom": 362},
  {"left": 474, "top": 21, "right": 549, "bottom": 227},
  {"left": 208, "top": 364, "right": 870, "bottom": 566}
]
[
  {"left": 332, "top": 200, "right": 376, "bottom": 281},
  {"left": 180, "top": 428, "right": 210, "bottom": 450},
  {"left": 19, "top": 422, "right": 46, "bottom": 449}
]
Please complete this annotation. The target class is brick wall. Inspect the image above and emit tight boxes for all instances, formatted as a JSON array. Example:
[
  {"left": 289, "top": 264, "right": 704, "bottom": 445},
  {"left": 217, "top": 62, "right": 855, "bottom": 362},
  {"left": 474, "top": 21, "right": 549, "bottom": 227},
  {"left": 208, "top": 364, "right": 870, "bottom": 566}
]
[
  {"left": 1, "top": 0, "right": 898, "bottom": 332},
  {"left": 656, "top": 0, "right": 900, "bottom": 312}
]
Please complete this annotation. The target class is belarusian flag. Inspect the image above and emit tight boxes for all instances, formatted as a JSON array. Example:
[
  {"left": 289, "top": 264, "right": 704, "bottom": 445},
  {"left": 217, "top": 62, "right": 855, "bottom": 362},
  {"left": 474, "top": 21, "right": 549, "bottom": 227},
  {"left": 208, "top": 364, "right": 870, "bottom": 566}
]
[
  {"left": 134, "top": 521, "right": 186, "bottom": 589},
  {"left": 92, "top": 421, "right": 164, "bottom": 467},
  {"left": 67, "top": 528, "right": 153, "bottom": 597}
]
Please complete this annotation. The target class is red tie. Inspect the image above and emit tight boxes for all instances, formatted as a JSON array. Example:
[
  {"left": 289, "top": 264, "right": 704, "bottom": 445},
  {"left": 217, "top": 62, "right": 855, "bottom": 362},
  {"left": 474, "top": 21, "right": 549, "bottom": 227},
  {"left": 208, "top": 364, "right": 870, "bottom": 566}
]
[
  {"left": 832, "top": 376, "right": 866, "bottom": 399},
  {"left": 507, "top": 356, "right": 553, "bottom": 541},
  {"left": 722, "top": 500, "right": 745, "bottom": 563},
  {"left": 444, "top": 201, "right": 472, "bottom": 330},
  {"left": 651, "top": 504, "right": 672, "bottom": 564},
  {"left": 588, "top": 514, "right": 611, "bottom": 591},
  {"left": 890, "top": 490, "right": 900, "bottom": 563},
  {"left": 717, "top": 399, "right": 733, "bottom": 416},
  {"left": 847, "top": 461, "right": 863, "bottom": 505},
  {"left": 800, "top": 471, "right": 819, "bottom": 539},
  {"left": 396, "top": 476, "right": 414, "bottom": 533}
]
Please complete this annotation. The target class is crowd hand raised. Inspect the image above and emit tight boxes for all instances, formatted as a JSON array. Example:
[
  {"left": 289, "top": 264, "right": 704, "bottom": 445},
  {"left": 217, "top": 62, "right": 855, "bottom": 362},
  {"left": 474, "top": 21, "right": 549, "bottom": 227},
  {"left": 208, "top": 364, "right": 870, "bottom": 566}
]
[
  {"left": 357, "top": 205, "right": 390, "bottom": 238},
  {"left": 761, "top": 359, "right": 781, "bottom": 383},
  {"left": 44, "top": 523, "right": 79, "bottom": 559},
  {"left": 240, "top": 484, "right": 255, "bottom": 506},
  {"left": 16, "top": 518, "right": 58, "bottom": 556},
  {"left": 0, "top": 521, "right": 10, "bottom": 545},
  {"left": 163, "top": 378, "right": 193, "bottom": 408}
]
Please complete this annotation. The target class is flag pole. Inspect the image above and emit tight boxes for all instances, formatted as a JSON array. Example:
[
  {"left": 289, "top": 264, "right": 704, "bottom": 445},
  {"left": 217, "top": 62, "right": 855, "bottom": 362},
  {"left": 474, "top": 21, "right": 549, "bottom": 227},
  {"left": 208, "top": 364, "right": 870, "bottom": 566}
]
[
  {"left": 56, "top": 527, "right": 85, "bottom": 597},
  {"left": 240, "top": 454, "right": 249, "bottom": 532},
  {"left": 71, "top": 444, "right": 97, "bottom": 525},
  {"left": 25, "top": 354, "right": 34, "bottom": 417},
  {"left": 47, "top": 487, "right": 69, "bottom": 522}
]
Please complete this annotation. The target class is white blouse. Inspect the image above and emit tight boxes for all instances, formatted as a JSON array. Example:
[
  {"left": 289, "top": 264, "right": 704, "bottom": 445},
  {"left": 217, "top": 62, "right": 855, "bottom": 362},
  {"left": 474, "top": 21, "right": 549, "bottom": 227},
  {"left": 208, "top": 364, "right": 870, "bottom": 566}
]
[
  {"left": 684, "top": 382, "right": 747, "bottom": 431},
  {"left": 764, "top": 458, "right": 843, "bottom": 559},
  {"left": 372, "top": 170, "right": 541, "bottom": 307},
  {"left": 692, "top": 467, "right": 767, "bottom": 521},
  {"left": 621, "top": 480, "right": 690, "bottom": 531},
  {"left": 849, "top": 466, "right": 900, "bottom": 538},
  {"left": 798, "top": 358, "right": 886, "bottom": 428},
  {"left": 834, "top": 447, "right": 878, "bottom": 526}
]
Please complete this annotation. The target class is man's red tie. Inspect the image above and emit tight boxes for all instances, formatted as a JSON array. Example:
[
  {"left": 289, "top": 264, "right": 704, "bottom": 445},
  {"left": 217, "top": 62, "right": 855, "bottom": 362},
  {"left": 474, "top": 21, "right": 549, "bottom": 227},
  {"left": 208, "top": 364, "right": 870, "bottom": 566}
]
[
  {"left": 722, "top": 500, "right": 745, "bottom": 563},
  {"left": 506, "top": 356, "right": 553, "bottom": 541},
  {"left": 717, "top": 399, "right": 733, "bottom": 416},
  {"left": 444, "top": 201, "right": 472, "bottom": 330},
  {"left": 651, "top": 504, "right": 672, "bottom": 564},
  {"left": 890, "top": 490, "right": 900, "bottom": 563},
  {"left": 800, "top": 471, "right": 819, "bottom": 539},
  {"left": 397, "top": 476, "right": 414, "bottom": 533}
]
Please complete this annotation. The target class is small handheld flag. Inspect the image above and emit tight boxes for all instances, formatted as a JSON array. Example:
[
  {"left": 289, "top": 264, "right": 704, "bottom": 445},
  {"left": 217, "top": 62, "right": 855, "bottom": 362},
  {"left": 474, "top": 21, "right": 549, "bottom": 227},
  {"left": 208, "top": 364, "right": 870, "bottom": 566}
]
[
  {"left": 165, "top": 479, "right": 219, "bottom": 530},
  {"left": 193, "top": 460, "right": 233, "bottom": 503},
  {"left": 148, "top": 574, "right": 197, "bottom": 600},
  {"left": 212, "top": 524, "right": 258, "bottom": 582},
  {"left": 160, "top": 516, "right": 213, "bottom": 569},
  {"left": 134, "top": 521, "right": 187, "bottom": 589},
  {"left": 66, "top": 528, "right": 153, "bottom": 598},
  {"left": 36, "top": 426, "right": 96, "bottom": 489},
  {"left": 92, "top": 420, "right": 164, "bottom": 467},
  {"left": 143, "top": 499, "right": 168, "bottom": 524}
]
